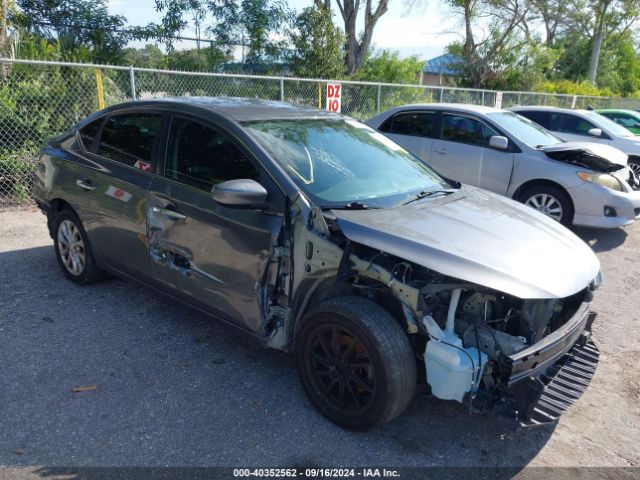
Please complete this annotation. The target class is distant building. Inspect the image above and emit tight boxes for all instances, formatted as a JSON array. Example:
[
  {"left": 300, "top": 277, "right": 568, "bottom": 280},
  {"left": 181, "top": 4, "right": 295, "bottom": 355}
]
[{"left": 420, "top": 54, "right": 462, "bottom": 86}]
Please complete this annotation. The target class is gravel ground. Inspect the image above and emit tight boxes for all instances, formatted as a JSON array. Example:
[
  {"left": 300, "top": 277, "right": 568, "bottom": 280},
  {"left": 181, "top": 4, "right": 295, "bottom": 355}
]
[{"left": 1, "top": 206, "right": 639, "bottom": 476}]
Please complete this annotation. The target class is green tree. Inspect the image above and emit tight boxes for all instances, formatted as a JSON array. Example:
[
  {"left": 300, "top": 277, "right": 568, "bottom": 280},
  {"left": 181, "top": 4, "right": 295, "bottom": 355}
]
[
  {"left": 585, "top": 0, "right": 637, "bottom": 84},
  {"left": 354, "top": 50, "right": 422, "bottom": 84},
  {"left": 13, "top": 0, "right": 129, "bottom": 62},
  {"left": 314, "top": 0, "right": 389, "bottom": 74},
  {"left": 438, "top": 0, "right": 529, "bottom": 88},
  {"left": 208, "top": 0, "right": 292, "bottom": 62},
  {"left": 525, "top": 0, "right": 640, "bottom": 86},
  {"left": 122, "top": 44, "right": 167, "bottom": 69},
  {"left": 167, "top": 45, "right": 230, "bottom": 71},
  {"left": 153, "top": 0, "right": 206, "bottom": 59},
  {"left": 153, "top": 0, "right": 292, "bottom": 65},
  {"left": 290, "top": 7, "right": 345, "bottom": 79}
]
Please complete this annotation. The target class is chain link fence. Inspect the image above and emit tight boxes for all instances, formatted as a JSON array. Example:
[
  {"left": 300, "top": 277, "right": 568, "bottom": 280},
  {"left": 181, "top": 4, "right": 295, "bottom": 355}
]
[{"left": 2, "top": 57, "right": 640, "bottom": 207}]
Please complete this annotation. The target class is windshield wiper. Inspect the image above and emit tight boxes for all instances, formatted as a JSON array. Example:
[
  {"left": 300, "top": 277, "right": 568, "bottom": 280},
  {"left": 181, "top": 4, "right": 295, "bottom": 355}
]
[
  {"left": 328, "top": 201, "right": 380, "bottom": 210},
  {"left": 399, "top": 189, "right": 456, "bottom": 206}
]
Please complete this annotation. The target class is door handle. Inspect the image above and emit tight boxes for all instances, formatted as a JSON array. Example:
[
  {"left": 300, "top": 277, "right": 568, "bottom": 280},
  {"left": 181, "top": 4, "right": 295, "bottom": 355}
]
[
  {"left": 75, "top": 179, "right": 95, "bottom": 191},
  {"left": 434, "top": 148, "right": 449, "bottom": 155},
  {"left": 152, "top": 206, "right": 186, "bottom": 220}
]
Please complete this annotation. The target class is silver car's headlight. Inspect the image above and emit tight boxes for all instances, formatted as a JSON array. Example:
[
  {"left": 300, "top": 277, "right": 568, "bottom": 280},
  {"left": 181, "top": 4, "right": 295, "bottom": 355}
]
[{"left": 577, "top": 172, "right": 623, "bottom": 191}]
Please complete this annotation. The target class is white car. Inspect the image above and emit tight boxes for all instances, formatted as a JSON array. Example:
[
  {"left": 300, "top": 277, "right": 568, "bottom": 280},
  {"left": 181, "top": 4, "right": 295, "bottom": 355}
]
[
  {"left": 367, "top": 103, "right": 640, "bottom": 228},
  {"left": 510, "top": 106, "right": 640, "bottom": 178}
]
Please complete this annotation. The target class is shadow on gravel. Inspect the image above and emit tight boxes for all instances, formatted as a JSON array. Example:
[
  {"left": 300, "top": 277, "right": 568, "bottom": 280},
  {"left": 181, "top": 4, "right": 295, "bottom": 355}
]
[
  {"left": 575, "top": 226, "right": 628, "bottom": 252},
  {"left": 0, "top": 245, "right": 555, "bottom": 472}
]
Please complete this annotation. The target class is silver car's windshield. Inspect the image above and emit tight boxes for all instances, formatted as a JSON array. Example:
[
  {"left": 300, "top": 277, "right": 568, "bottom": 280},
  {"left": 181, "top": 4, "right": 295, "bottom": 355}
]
[
  {"left": 487, "top": 111, "right": 563, "bottom": 147},
  {"left": 583, "top": 110, "right": 635, "bottom": 137},
  {"left": 245, "top": 118, "right": 451, "bottom": 208}
]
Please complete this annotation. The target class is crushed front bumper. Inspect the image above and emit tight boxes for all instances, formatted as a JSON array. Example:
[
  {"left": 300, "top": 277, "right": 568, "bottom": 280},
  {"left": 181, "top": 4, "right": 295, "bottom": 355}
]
[
  {"left": 569, "top": 179, "right": 640, "bottom": 228},
  {"left": 523, "top": 333, "right": 598, "bottom": 425},
  {"left": 480, "top": 300, "right": 599, "bottom": 426}
]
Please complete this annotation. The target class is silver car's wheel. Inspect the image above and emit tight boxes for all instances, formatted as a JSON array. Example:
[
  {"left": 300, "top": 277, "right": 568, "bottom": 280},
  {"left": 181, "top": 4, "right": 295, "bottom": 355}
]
[
  {"left": 629, "top": 161, "right": 640, "bottom": 178},
  {"left": 525, "top": 193, "right": 563, "bottom": 221},
  {"left": 57, "top": 219, "right": 86, "bottom": 276}
]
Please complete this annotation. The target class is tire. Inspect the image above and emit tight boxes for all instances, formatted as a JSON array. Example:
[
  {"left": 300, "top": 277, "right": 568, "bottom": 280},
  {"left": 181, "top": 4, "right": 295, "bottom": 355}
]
[
  {"left": 53, "top": 208, "right": 105, "bottom": 284},
  {"left": 628, "top": 157, "right": 640, "bottom": 179},
  {"left": 518, "top": 184, "right": 574, "bottom": 226},
  {"left": 294, "top": 296, "right": 416, "bottom": 430}
]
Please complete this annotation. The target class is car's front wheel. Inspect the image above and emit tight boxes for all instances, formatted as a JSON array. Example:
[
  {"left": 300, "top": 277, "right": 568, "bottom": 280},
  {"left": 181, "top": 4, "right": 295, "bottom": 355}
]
[
  {"left": 294, "top": 296, "right": 416, "bottom": 430},
  {"left": 519, "top": 184, "right": 574, "bottom": 226},
  {"left": 53, "top": 209, "right": 105, "bottom": 284},
  {"left": 628, "top": 157, "right": 640, "bottom": 179}
]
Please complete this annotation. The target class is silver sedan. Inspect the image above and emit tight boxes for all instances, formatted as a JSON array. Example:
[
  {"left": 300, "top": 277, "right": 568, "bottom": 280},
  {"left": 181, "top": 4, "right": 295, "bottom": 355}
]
[{"left": 368, "top": 103, "right": 640, "bottom": 228}]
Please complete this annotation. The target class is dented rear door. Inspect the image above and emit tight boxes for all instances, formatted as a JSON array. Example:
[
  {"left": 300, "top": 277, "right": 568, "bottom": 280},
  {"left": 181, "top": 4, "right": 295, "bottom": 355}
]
[
  {"left": 147, "top": 115, "right": 285, "bottom": 334},
  {"left": 78, "top": 111, "right": 164, "bottom": 279}
]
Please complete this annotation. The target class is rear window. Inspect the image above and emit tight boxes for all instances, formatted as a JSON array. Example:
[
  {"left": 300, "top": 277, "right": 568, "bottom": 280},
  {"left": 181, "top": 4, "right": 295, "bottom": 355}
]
[
  {"left": 517, "top": 110, "right": 551, "bottom": 129},
  {"left": 97, "top": 113, "right": 162, "bottom": 168}
]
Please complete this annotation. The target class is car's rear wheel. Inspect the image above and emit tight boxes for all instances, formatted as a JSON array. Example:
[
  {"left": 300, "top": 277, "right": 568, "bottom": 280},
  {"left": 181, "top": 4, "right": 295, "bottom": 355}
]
[
  {"left": 53, "top": 209, "right": 105, "bottom": 284},
  {"left": 519, "top": 185, "right": 573, "bottom": 226},
  {"left": 294, "top": 296, "right": 416, "bottom": 430}
]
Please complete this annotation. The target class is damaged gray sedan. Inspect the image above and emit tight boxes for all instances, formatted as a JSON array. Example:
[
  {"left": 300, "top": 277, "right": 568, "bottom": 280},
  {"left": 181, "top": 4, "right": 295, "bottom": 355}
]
[{"left": 34, "top": 98, "right": 602, "bottom": 430}]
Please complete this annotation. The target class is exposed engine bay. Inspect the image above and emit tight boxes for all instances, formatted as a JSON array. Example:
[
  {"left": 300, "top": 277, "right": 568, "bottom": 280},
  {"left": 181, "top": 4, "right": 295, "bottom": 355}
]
[
  {"left": 420, "top": 285, "right": 587, "bottom": 401},
  {"left": 544, "top": 149, "right": 625, "bottom": 173},
  {"left": 340, "top": 245, "right": 591, "bottom": 403},
  {"left": 543, "top": 146, "right": 640, "bottom": 190}
]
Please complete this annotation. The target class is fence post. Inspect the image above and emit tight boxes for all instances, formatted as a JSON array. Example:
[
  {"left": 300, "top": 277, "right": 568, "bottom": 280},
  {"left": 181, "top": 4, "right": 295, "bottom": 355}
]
[
  {"left": 377, "top": 83, "right": 381, "bottom": 114},
  {"left": 95, "top": 69, "right": 105, "bottom": 110},
  {"left": 439, "top": 87, "right": 444, "bottom": 102},
  {"left": 481, "top": 91, "right": 485, "bottom": 106},
  {"left": 280, "top": 77, "right": 284, "bottom": 102},
  {"left": 129, "top": 66, "right": 137, "bottom": 101}
]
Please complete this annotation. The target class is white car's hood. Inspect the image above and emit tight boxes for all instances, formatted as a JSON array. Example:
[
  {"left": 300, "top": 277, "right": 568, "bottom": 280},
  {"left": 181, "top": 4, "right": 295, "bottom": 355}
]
[
  {"left": 334, "top": 186, "right": 600, "bottom": 299},
  {"left": 541, "top": 142, "right": 628, "bottom": 166}
]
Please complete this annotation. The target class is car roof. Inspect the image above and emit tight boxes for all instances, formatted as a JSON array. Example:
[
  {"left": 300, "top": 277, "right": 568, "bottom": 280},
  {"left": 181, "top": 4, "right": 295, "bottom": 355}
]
[
  {"left": 597, "top": 108, "right": 639, "bottom": 114},
  {"left": 384, "top": 103, "right": 501, "bottom": 115},
  {"left": 105, "top": 97, "right": 342, "bottom": 122},
  {"left": 509, "top": 106, "right": 592, "bottom": 114}
]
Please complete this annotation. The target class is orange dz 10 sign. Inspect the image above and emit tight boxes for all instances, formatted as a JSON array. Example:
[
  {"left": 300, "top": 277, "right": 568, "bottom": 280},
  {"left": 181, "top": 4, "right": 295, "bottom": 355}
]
[{"left": 326, "top": 83, "right": 342, "bottom": 113}]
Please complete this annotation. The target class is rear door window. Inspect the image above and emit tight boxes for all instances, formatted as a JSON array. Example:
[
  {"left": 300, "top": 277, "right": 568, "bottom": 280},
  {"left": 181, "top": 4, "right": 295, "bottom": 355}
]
[
  {"left": 78, "top": 118, "right": 104, "bottom": 152},
  {"left": 382, "top": 111, "right": 437, "bottom": 138},
  {"left": 97, "top": 113, "right": 163, "bottom": 170},
  {"left": 441, "top": 113, "right": 498, "bottom": 147}
]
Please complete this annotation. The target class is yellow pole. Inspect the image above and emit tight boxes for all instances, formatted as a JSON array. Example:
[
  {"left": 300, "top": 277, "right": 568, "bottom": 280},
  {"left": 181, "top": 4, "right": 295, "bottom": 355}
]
[{"left": 95, "top": 69, "right": 105, "bottom": 110}]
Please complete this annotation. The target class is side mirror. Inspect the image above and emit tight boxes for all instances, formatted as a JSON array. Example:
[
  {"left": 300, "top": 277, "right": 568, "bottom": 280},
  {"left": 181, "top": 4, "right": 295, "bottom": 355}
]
[
  {"left": 489, "top": 135, "right": 509, "bottom": 150},
  {"left": 588, "top": 128, "right": 602, "bottom": 137},
  {"left": 212, "top": 179, "right": 267, "bottom": 206}
]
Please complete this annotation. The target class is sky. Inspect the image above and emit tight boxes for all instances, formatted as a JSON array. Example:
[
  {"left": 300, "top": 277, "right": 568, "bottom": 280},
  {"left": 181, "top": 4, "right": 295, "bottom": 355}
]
[{"left": 107, "top": 0, "right": 458, "bottom": 61}]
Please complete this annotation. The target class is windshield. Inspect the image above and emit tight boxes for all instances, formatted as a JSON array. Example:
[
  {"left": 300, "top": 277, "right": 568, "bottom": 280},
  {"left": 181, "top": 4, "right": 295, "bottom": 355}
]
[
  {"left": 583, "top": 110, "right": 636, "bottom": 137},
  {"left": 245, "top": 118, "right": 451, "bottom": 207},
  {"left": 487, "top": 111, "right": 562, "bottom": 147}
]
